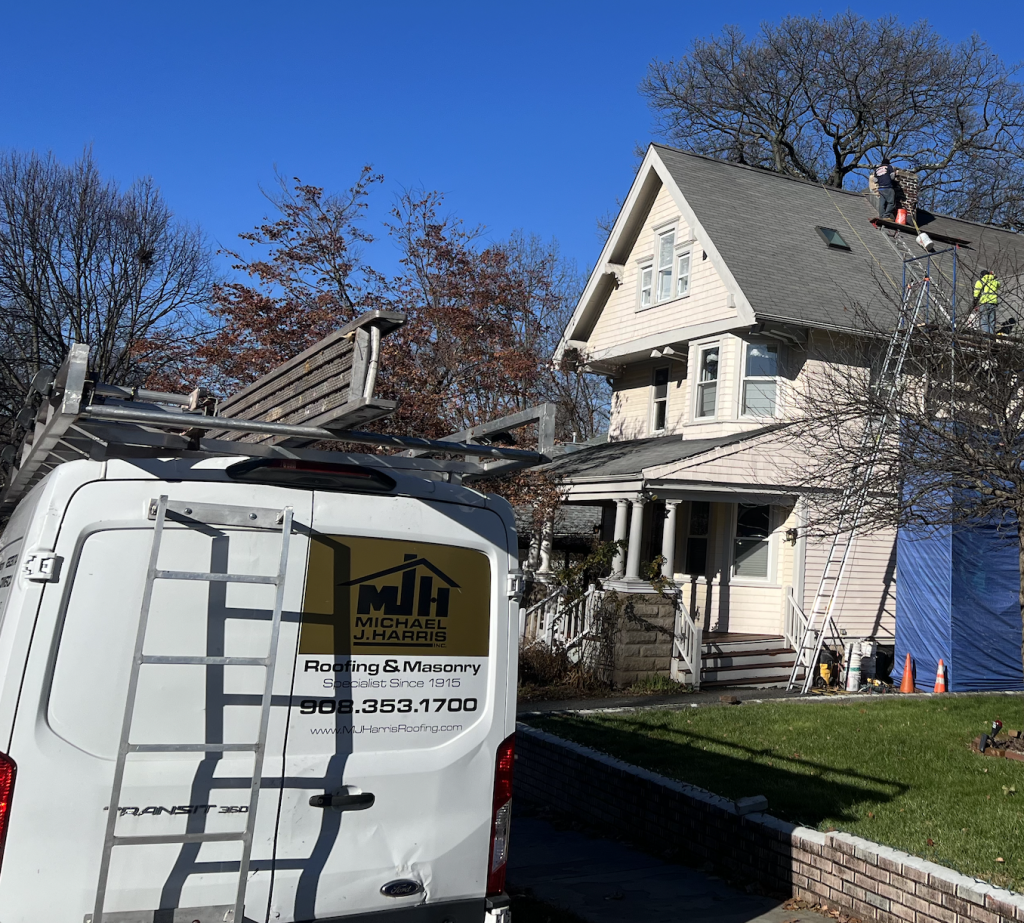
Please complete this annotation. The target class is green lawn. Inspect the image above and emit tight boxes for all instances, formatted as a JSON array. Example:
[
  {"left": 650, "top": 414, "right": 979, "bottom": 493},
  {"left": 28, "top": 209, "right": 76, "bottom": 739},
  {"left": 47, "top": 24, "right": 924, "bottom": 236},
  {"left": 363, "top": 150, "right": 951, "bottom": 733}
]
[{"left": 529, "top": 696, "right": 1024, "bottom": 892}]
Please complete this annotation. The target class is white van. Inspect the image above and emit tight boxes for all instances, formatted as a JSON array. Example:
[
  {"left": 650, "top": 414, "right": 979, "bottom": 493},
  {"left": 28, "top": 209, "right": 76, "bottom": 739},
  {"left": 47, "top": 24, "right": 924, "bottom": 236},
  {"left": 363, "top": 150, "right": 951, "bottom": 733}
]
[{"left": 0, "top": 453, "right": 520, "bottom": 923}]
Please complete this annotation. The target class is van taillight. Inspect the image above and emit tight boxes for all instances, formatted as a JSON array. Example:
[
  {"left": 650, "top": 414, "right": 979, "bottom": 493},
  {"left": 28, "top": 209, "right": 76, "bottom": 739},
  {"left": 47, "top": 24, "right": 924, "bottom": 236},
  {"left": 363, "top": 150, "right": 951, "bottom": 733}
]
[
  {"left": 0, "top": 752, "right": 15, "bottom": 872},
  {"left": 486, "top": 734, "right": 515, "bottom": 896}
]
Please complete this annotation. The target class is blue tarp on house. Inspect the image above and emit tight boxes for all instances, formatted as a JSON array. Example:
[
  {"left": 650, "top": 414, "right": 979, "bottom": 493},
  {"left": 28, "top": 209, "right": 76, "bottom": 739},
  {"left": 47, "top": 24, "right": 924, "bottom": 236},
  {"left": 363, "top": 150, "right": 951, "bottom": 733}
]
[{"left": 895, "top": 511, "right": 1024, "bottom": 692}]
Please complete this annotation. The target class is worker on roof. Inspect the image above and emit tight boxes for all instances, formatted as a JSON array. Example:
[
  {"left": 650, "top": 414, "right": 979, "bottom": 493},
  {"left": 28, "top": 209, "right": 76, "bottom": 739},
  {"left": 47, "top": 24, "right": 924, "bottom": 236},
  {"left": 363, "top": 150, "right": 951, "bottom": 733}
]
[
  {"left": 874, "top": 158, "right": 897, "bottom": 221},
  {"left": 972, "top": 269, "right": 1000, "bottom": 334}
]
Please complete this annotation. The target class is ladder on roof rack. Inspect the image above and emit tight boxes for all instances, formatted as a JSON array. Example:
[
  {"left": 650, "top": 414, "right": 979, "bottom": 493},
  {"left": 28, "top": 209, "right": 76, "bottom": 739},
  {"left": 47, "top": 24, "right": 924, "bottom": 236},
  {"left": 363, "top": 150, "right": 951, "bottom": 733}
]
[
  {"left": 0, "top": 330, "right": 551, "bottom": 517},
  {"left": 91, "top": 496, "right": 294, "bottom": 923},
  {"left": 786, "top": 270, "right": 942, "bottom": 693}
]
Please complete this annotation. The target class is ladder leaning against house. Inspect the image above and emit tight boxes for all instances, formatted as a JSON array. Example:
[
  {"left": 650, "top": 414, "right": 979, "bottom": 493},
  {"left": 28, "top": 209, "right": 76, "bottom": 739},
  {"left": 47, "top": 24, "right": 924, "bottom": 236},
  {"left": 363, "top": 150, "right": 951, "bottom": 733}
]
[{"left": 786, "top": 242, "right": 960, "bottom": 693}]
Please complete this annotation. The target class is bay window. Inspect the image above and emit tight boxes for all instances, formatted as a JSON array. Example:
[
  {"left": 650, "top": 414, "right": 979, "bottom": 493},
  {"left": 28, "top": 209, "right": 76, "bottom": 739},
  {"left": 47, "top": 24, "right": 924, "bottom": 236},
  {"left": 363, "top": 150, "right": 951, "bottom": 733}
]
[
  {"left": 695, "top": 345, "right": 719, "bottom": 418},
  {"left": 741, "top": 342, "right": 779, "bottom": 416}
]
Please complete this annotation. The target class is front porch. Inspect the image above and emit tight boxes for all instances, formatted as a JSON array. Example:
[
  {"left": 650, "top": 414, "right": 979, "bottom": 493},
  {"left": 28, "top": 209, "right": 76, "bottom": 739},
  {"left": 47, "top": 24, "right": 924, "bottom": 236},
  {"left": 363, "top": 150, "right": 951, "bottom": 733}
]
[{"left": 519, "top": 583, "right": 804, "bottom": 690}]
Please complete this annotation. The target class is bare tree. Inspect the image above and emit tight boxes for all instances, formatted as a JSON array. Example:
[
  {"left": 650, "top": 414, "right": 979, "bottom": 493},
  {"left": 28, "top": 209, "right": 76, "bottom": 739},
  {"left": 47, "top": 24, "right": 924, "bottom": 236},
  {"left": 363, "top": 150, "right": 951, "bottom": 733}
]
[
  {"left": 642, "top": 13, "right": 1024, "bottom": 227},
  {"left": 0, "top": 149, "right": 214, "bottom": 433},
  {"left": 384, "top": 189, "right": 607, "bottom": 442},
  {"left": 786, "top": 249, "right": 1024, "bottom": 671}
]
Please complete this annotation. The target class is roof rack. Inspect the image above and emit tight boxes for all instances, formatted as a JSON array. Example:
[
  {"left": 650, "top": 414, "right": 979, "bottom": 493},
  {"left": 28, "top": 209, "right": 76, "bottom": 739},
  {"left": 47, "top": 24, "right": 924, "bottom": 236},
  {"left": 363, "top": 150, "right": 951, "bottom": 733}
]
[{"left": 0, "top": 313, "right": 552, "bottom": 516}]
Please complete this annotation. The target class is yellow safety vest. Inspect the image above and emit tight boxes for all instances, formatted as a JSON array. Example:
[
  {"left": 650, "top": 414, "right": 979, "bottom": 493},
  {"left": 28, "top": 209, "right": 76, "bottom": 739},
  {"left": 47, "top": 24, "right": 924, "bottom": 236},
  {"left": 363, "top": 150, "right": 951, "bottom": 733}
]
[{"left": 974, "top": 274, "right": 1000, "bottom": 304}]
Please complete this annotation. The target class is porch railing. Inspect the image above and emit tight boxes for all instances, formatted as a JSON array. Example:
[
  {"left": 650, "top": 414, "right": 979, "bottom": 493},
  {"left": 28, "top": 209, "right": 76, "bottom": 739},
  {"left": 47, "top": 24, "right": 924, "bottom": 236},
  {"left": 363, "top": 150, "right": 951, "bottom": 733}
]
[
  {"left": 520, "top": 586, "right": 563, "bottom": 643},
  {"left": 670, "top": 590, "right": 702, "bottom": 690},
  {"left": 520, "top": 583, "right": 603, "bottom": 651},
  {"left": 783, "top": 584, "right": 809, "bottom": 653}
]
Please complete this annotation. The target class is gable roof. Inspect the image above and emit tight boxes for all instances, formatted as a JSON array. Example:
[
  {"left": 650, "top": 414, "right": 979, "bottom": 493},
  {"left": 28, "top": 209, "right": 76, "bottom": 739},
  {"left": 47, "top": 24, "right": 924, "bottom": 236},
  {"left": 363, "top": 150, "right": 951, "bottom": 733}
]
[
  {"left": 562, "top": 144, "right": 1024, "bottom": 352},
  {"left": 654, "top": 145, "right": 1024, "bottom": 330}
]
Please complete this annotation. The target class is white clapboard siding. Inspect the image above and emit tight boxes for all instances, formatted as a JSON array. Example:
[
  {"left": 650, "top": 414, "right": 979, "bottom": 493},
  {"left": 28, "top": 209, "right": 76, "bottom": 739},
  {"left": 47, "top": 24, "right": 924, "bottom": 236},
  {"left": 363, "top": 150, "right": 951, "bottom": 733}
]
[
  {"left": 725, "top": 585, "right": 785, "bottom": 635},
  {"left": 588, "top": 183, "right": 737, "bottom": 355},
  {"left": 802, "top": 529, "right": 897, "bottom": 639}
]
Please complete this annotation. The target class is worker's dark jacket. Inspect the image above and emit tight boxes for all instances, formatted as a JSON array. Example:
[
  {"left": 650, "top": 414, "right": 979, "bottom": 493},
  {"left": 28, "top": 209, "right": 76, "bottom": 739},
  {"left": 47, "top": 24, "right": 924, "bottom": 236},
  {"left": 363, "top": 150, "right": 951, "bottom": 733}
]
[{"left": 874, "top": 164, "right": 895, "bottom": 188}]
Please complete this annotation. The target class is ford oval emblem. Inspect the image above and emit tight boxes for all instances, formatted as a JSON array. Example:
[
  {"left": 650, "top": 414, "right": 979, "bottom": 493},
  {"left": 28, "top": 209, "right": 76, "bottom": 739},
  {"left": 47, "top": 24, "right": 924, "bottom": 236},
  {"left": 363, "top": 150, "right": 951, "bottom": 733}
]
[{"left": 381, "top": 879, "right": 423, "bottom": 898}]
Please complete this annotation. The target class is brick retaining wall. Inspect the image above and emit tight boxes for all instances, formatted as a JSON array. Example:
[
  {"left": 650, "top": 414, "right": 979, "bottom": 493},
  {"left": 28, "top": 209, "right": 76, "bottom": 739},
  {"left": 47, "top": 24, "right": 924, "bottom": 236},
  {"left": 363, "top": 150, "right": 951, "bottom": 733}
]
[{"left": 515, "top": 723, "right": 1024, "bottom": 923}]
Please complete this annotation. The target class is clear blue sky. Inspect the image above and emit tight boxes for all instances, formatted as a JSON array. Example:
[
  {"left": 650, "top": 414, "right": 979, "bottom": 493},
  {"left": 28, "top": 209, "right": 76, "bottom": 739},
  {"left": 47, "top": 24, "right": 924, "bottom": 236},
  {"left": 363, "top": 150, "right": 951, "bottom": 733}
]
[{"left": 2, "top": 1, "right": 1022, "bottom": 282}]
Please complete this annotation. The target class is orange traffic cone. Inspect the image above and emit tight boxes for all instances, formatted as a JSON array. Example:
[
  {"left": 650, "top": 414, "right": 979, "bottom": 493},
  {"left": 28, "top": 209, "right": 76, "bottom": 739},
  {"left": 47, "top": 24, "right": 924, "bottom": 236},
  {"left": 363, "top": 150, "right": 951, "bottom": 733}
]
[
  {"left": 934, "top": 659, "right": 947, "bottom": 694},
  {"left": 899, "top": 653, "right": 915, "bottom": 693}
]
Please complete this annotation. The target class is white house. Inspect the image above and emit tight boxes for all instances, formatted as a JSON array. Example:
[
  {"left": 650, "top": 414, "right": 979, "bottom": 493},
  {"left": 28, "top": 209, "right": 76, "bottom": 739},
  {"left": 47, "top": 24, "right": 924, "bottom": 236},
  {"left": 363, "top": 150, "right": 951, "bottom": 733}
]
[{"left": 545, "top": 144, "right": 1023, "bottom": 686}]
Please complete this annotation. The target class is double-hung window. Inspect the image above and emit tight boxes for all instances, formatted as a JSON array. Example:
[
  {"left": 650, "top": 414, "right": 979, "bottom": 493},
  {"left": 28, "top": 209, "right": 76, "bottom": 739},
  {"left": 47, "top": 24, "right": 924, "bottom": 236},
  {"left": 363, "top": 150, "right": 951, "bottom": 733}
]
[
  {"left": 733, "top": 503, "right": 771, "bottom": 579},
  {"left": 651, "top": 366, "right": 670, "bottom": 432},
  {"left": 676, "top": 249, "right": 691, "bottom": 297},
  {"left": 657, "top": 229, "right": 675, "bottom": 302},
  {"left": 741, "top": 342, "right": 779, "bottom": 416},
  {"left": 638, "top": 227, "right": 693, "bottom": 310},
  {"left": 639, "top": 265, "right": 653, "bottom": 308},
  {"left": 695, "top": 345, "right": 719, "bottom": 418}
]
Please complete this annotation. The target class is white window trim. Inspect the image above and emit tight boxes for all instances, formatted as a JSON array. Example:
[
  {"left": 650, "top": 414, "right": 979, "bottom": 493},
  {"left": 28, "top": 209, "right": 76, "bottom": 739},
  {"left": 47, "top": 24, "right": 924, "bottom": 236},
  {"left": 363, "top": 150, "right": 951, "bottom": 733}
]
[
  {"left": 728, "top": 503, "right": 780, "bottom": 586},
  {"left": 655, "top": 227, "right": 676, "bottom": 304},
  {"left": 693, "top": 341, "right": 721, "bottom": 421},
  {"left": 675, "top": 247, "right": 692, "bottom": 298},
  {"left": 633, "top": 224, "right": 698, "bottom": 313},
  {"left": 637, "top": 262, "right": 654, "bottom": 310},
  {"left": 738, "top": 341, "right": 782, "bottom": 419},
  {"left": 649, "top": 365, "right": 670, "bottom": 434}
]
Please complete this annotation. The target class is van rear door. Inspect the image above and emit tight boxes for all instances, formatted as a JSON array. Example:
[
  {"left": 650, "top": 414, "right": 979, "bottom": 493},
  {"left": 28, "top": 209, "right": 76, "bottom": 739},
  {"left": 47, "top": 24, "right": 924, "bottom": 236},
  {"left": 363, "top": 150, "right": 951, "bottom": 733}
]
[
  {"left": 268, "top": 489, "right": 514, "bottom": 922},
  {"left": 0, "top": 478, "right": 313, "bottom": 923}
]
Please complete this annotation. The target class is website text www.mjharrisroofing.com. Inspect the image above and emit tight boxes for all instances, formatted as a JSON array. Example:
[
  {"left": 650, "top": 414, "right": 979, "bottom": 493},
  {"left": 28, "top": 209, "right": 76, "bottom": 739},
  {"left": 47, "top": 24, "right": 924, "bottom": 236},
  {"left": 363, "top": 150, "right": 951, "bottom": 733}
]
[{"left": 310, "top": 724, "right": 463, "bottom": 735}]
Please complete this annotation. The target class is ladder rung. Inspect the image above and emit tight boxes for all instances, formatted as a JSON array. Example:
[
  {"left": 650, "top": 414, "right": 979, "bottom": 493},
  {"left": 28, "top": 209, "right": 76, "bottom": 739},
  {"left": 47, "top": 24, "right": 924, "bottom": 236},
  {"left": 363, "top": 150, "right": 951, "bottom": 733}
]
[
  {"left": 112, "top": 831, "right": 247, "bottom": 846},
  {"left": 128, "top": 743, "right": 258, "bottom": 753},
  {"left": 141, "top": 655, "right": 268, "bottom": 667},
  {"left": 154, "top": 569, "right": 278, "bottom": 585}
]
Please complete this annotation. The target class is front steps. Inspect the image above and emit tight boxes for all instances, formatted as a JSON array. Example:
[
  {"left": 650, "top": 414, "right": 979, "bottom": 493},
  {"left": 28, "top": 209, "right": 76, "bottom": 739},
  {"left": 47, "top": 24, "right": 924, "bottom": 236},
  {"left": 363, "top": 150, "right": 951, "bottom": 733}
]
[{"left": 699, "top": 633, "right": 796, "bottom": 688}]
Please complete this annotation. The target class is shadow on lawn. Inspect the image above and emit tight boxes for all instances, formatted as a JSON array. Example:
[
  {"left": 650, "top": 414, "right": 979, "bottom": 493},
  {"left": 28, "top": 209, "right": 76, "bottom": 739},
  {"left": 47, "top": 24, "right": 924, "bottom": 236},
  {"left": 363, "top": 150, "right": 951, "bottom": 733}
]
[{"left": 544, "top": 715, "right": 908, "bottom": 827}]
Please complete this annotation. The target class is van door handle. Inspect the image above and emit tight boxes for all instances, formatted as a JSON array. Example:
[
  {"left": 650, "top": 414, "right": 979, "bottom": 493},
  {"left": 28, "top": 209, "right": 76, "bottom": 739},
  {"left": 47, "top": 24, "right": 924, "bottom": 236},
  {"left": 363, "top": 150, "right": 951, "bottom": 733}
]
[{"left": 309, "top": 791, "right": 375, "bottom": 811}]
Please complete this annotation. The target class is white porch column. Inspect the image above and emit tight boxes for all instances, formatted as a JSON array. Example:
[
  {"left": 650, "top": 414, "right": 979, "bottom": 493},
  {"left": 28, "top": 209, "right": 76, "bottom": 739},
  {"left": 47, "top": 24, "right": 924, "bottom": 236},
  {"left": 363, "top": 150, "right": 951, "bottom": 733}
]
[
  {"left": 537, "top": 518, "right": 554, "bottom": 577},
  {"left": 624, "top": 494, "right": 648, "bottom": 582},
  {"left": 611, "top": 498, "right": 630, "bottom": 577},
  {"left": 525, "top": 530, "right": 540, "bottom": 573},
  {"left": 661, "top": 500, "right": 681, "bottom": 580}
]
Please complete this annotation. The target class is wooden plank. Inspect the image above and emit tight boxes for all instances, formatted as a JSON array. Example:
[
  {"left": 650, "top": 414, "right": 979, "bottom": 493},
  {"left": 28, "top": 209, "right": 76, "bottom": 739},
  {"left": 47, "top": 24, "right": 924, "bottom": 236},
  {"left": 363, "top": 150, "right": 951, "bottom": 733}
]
[{"left": 213, "top": 310, "right": 404, "bottom": 443}]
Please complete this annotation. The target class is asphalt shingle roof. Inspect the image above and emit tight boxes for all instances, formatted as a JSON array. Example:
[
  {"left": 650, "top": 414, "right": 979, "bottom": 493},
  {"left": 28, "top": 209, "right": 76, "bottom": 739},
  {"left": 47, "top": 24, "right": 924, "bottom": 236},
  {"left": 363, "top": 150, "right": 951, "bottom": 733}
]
[
  {"left": 654, "top": 145, "right": 1024, "bottom": 330},
  {"left": 542, "top": 426, "right": 778, "bottom": 480}
]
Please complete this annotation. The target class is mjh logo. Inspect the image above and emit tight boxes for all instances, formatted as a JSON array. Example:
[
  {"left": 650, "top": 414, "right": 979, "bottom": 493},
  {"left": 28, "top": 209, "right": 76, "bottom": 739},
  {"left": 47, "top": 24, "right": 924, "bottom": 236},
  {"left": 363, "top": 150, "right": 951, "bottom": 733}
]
[{"left": 343, "top": 554, "right": 460, "bottom": 648}]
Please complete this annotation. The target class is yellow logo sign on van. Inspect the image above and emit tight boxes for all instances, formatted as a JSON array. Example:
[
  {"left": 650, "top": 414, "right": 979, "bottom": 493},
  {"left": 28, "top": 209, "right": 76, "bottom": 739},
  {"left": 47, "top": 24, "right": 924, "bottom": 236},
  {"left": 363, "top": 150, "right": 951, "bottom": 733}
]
[{"left": 299, "top": 536, "right": 490, "bottom": 656}]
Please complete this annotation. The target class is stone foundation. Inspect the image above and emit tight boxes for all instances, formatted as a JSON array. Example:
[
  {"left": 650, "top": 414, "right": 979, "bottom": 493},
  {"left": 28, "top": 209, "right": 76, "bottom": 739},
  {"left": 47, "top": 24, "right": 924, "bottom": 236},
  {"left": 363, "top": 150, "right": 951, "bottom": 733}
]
[{"left": 599, "top": 591, "right": 676, "bottom": 687}]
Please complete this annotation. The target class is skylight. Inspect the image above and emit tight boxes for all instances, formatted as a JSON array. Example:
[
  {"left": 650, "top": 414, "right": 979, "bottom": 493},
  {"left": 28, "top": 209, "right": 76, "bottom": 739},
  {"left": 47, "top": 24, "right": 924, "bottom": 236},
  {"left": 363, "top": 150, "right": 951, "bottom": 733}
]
[{"left": 816, "top": 226, "right": 851, "bottom": 250}]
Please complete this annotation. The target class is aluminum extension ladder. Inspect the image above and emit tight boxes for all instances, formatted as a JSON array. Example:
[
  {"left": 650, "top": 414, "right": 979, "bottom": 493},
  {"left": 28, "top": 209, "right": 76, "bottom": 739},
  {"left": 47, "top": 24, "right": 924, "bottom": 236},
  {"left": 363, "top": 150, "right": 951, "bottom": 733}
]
[
  {"left": 786, "top": 278, "right": 931, "bottom": 693},
  {"left": 882, "top": 227, "right": 958, "bottom": 326},
  {"left": 92, "top": 496, "right": 295, "bottom": 923}
]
